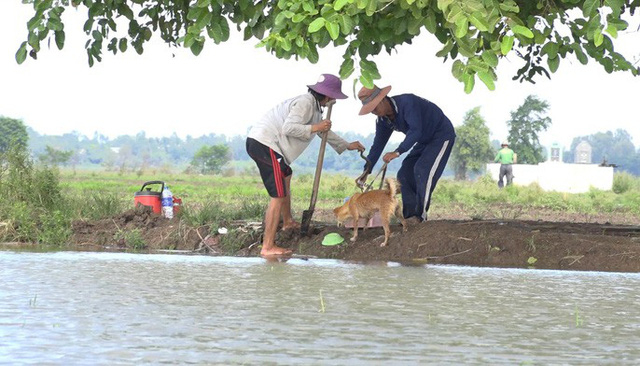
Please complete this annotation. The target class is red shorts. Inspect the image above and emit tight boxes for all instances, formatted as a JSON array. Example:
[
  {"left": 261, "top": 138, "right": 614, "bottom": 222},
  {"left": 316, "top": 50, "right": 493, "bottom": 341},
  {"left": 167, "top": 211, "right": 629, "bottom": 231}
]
[{"left": 246, "top": 138, "right": 292, "bottom": 198}]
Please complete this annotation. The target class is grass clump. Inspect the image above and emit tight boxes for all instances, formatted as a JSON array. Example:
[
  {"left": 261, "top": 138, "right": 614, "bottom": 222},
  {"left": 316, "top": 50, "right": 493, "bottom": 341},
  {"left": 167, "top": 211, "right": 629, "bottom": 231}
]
[{"left": 0, "top": 145, "right": 71, "bottom": 245}]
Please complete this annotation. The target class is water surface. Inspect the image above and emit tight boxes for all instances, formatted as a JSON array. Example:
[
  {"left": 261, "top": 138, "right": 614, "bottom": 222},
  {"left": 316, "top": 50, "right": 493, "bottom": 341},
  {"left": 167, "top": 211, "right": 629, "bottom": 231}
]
[{"left": 1, "top": 251, "right": 639, "bottom": 364}]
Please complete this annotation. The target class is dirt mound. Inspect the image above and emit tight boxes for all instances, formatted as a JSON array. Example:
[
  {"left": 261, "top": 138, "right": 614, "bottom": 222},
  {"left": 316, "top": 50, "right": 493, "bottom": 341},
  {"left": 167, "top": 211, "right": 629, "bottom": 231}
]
[
  {"left": 65, "top": 207, "right": 640, "bottom": 273},
  {"left": 70, "top": 206, "right": 203, "bottom": 250}
]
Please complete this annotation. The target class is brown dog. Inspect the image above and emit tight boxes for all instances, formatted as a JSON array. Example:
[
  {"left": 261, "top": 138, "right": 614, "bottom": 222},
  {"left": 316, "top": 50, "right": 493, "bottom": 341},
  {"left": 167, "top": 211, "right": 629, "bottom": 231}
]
[{"left": 333, "top": 178, "right": 406, "bottom": 247}]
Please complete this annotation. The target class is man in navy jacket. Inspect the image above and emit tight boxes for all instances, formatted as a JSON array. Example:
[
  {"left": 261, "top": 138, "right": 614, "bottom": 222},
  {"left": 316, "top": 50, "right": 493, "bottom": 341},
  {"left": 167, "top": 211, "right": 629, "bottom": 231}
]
[{"left": 358, "top": 85, "right": 456, "bottom": 223}]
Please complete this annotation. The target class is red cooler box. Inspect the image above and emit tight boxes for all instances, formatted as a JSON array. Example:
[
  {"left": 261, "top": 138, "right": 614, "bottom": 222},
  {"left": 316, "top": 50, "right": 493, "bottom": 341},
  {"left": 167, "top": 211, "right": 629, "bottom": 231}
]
[{"left": 134, "top": 181, "right": 164, "bottom": 214}]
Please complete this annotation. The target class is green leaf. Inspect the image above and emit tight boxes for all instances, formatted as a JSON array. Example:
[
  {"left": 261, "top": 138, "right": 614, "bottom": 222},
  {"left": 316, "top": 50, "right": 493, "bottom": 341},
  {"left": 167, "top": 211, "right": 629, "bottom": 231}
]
[
  {"left": 547, "top": 55, "right": 560, "bottom": 73},
  {"left": 451, "top": 60, "right": 465, "bottom": 79},
  {"left": 582, "top": 0, "right": 598, "bottom": 17},
  {"left": 359, "top": 72, "right": 373, "bottom": 88},
  {"left": 325, "top": 21, "right": 339, "bottom": 40},
  {"left": 334, "top": 0, "right": 349, "bottom": 11},
  {"left": 540, "top": 42, "right": 558, "bottom": 58},
  {"left": 208, "top": 23, "right": 223, "bottom": 43},
  {"left": 463, "top": 72, "right": 475, "bottom": 94},
  {"left": 118, "top": 38, "right": 127, "bottom": 52},
  {"left": 604, "top": 0, "right": 623, "bottom": 17},
  {"left": 219, "top": 18, "right": 230, "bottom": 42},
  {"left": 437, "top": 0, "right": 454, "bottom": 11},
  {"left": 436, "top": 40, "right": 454, "bottom": 57},
  {"left": 15, "top": 42, "right": 28, "bottom": 64},
  {"left": 605, "top": 24, "right": 618, "bottom": 38},
  {"left": 500, "top": 35, "right": 514, "bottom": 55},
  {"left": 446, "top": 4, "right": 463, "bottom": 23},
  {"left": 481, "top": 51, "right": 498, "bottom": 67},
  {"left": 48, "top": 17, "right": 63, "bottom": 31},
  {"left": 602, "top": 57, "right": 614, "bottom": 73},
  {"left": 303, "top": 2, "right": 315, "bottom": 12},
  {"left": 594, "top": 29, "right": 604, "bottom": 47},
  {"left": 477, "top": 71, "right": 495, "bottom": 90},
  {"left": 118, "top": 4, "right": 134, "bottom": 20},
  {"left": 308, "top": 17, "right": 326, "bottom": 33},
  {"left": 281, "top": 37, "right": 292, "bottom": 51},
  {"left": 424, "top": 11, "right": 437, "bottom": 33},
  {"left": 190, "top": 40, "right": 204, "bottom": 56},
  {"left": 511, "top": 25, "right": 534, "bottom": 39},
  {"left": 187, "top": 7, "right": 204, "bottom": 21},
  {"left": 454, "top": 19, "right": 468, "bottom": 38},
  {"left": 468, "top": 12, "right": 489, "bottom": 32},
  {"left": 54, "top": 30, "right": 65, "bottom": 50},
  {"left": 292, "top": 14, "right": 306, "bottom": 23},
  {"left": 572, "top": 44, "right": 588, "bottom": 65},
  {"left": 360, "top": 59, "right": 380, "bottom": 79},
  {"left": 338, "top": 15, "right": 354, "bottom": 34},
  {"left": 365, "top": 0, "right": 377, "bottom": 16},
  {"left": 184, "top": 33, "right": 195, "bottom": 48},
  {"left": 498, "top": 0, "right": 519, "bottom": 13},
  {"left": 339, "top": 57, "right": 355, "bottom": 79}
]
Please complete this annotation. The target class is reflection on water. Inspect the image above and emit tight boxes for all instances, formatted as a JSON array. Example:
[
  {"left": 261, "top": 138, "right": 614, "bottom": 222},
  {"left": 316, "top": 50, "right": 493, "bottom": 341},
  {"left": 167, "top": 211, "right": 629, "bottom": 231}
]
[{"left": 1, "top": 251, "right": 639, "bottom": 365}]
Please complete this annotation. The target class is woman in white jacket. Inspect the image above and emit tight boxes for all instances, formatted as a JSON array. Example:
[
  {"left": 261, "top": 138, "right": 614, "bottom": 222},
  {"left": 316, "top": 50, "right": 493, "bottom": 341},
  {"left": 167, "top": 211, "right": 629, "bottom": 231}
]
[{"left": 246, "top": 74, "right": 364, "bottom": 257}]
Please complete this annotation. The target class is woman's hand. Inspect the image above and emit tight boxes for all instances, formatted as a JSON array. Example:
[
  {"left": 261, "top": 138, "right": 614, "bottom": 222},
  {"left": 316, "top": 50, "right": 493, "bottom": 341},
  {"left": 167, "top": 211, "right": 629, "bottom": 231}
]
[
  {"left": 347, "top": 141, "right": 365, "bottom": 152},
  {"left": 312, "top": 119, "right": 332, "bottom": 133}
]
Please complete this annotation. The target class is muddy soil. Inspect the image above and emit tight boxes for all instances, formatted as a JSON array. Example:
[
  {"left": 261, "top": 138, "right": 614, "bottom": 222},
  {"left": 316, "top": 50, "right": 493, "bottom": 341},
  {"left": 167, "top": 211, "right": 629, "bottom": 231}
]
[{"left": 53, "top": 205, "right": 640, "bottom": 274}]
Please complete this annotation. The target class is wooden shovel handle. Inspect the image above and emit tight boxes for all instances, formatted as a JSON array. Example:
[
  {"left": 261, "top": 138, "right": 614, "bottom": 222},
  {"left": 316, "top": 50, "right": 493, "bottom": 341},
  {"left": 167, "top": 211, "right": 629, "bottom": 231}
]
[{"left": 308, "top": 101, "right": 334, "bottom": 211}]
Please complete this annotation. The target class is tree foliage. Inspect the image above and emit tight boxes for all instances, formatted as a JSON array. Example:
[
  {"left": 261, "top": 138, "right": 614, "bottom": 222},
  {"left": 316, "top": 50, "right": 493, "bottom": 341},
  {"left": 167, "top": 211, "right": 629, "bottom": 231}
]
[
  {"left": 506, "top": 95, "right": 551, "bottom": 164},
  {"left": 450, "top": 106, "right": 494, "bottom": 180},
  {"left": 190, "top": 144, "right": 231, "bottom": 174},
  {"left": 568, "top": 129, "right": 638, "bottom": 174},
  {"left": 0, "top": 116, "right": 29, "bottom": 154},
  {"left": 17, "top": 0, "right": 640, "bottom": 92},
  {"left": 38, "top": 145, "right": 74, "bottom": 166}
]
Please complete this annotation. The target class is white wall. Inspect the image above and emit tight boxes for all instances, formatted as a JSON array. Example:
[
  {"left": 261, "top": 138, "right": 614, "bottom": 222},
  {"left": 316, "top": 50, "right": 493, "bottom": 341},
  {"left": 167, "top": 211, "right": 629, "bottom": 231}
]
[{"left": 486, "top": 162, "right": 614, "bottom": 193}]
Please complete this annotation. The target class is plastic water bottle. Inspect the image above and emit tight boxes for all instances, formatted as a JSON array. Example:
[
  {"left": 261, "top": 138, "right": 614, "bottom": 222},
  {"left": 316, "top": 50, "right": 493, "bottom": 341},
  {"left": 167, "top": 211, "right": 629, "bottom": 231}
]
[{"left": 162, "top": 185, "right": 174, "bottom": 219}]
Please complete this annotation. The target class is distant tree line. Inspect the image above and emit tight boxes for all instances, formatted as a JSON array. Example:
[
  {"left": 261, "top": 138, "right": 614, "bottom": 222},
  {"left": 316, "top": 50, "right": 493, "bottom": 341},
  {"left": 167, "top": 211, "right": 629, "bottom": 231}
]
[{"left": 2, "top": 104, "right": 639, "bottom": 178}]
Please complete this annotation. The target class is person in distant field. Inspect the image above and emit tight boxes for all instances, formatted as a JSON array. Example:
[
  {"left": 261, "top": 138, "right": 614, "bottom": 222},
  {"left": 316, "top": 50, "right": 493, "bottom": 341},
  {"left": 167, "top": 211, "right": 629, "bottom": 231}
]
[
  {"left": 356, "top": 84, "right": 456, "bottom": 225},
  {"left": 246, "top": 74, "right": 365, "bottom": 257},
  {"left": 495, "top": 141, "right": 517, "bottom": 188}
]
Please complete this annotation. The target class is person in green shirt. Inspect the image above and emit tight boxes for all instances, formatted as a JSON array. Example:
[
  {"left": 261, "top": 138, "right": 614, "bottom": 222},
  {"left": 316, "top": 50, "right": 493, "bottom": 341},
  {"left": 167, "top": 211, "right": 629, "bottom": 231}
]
[{"left": 495, "top": 141, "right": 517, "bottom": 188}]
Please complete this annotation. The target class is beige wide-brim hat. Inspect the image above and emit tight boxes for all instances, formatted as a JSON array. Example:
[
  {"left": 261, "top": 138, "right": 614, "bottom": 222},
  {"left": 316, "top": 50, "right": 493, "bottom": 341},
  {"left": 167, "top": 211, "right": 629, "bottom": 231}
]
[{"left": 357, "top": 85, "right": 392, "bottom": 115}]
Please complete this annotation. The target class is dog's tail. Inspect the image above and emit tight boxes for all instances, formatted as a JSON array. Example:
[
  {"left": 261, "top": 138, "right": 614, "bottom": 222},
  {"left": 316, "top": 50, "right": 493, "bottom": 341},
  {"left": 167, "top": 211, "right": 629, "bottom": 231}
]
[{"left": 384, "top": 177, "right": 399, "bottom": 196}]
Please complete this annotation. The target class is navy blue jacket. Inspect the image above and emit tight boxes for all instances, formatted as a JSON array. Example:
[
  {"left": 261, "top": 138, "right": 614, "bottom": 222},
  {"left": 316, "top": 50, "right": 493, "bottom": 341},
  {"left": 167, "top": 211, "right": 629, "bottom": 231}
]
[{"left": 365, "top": 94, "right": 456, "bottom": 170}]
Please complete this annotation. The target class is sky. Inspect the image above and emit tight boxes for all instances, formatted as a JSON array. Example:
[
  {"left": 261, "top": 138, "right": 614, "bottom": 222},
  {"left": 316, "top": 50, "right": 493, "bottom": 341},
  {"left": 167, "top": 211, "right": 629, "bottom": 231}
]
[{"left": 1, "top": 2, "right": 639, "bottom": 149}]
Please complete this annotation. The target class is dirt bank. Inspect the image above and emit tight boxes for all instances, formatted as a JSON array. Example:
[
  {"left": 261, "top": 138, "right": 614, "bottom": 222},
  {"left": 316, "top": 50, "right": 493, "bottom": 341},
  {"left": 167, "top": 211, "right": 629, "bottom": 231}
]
[{"left": 49, "top": 206, "right": 640, "bottom": 273}]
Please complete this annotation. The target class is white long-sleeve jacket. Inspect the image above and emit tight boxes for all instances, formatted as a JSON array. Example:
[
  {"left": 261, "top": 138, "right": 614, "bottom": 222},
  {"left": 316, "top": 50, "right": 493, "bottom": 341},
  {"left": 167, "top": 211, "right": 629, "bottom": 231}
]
[{"left": 247, "top": 93, "right": 349, "bottom": 165}]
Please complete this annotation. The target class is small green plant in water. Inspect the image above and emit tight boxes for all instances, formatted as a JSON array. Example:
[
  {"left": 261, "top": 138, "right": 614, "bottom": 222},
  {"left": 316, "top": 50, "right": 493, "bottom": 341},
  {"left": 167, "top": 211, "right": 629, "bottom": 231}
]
[
  {"left": 318, "top": 290, "right": 325, "bottom": 313},
  {"left": 527, "top": 256, "right": 538, "bottom": 267},
  {"left": 574, "top": 305, "right": 583, "bottom": 327}
]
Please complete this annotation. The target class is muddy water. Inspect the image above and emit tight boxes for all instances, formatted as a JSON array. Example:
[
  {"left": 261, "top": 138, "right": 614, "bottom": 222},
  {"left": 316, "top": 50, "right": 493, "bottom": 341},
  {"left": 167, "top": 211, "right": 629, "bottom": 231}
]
[{"left": 1, "top": 251, "right": 639, "bottom": 365}]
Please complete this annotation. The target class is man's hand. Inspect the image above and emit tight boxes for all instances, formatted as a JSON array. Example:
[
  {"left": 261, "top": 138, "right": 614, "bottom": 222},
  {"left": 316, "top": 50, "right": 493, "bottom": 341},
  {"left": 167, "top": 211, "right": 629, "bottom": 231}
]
[
  {"left": 355, "top": 171, "right": 369, "bottom": 189},
  {"left": 347, "top": 141, "right": 365, "bottom": 152},
  {"left": 383, "top": 151, "right": 400, "bottom": 163},
  {"left": 312, "top": 119, "right": 332, "bottom": 133}
]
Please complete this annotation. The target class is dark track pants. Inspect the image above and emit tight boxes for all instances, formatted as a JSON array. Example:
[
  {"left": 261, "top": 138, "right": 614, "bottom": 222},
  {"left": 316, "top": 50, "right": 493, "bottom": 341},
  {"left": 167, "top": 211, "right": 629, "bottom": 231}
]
[{"left": 397, "top": 138, "right": 454, "bottom": 220}]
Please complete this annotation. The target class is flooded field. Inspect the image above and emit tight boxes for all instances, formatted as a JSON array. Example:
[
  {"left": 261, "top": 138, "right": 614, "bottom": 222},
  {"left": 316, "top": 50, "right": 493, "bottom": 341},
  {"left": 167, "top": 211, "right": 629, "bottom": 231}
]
[{"left": 1, "top": 251, "right": 639, "bottom": 364}]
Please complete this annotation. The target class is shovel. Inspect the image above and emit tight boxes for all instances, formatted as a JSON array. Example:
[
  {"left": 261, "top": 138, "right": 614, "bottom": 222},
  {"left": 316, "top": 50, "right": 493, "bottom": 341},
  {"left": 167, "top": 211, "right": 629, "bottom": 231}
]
[{"left": 300, "top": 100, "right": 335, "bottom": 234}]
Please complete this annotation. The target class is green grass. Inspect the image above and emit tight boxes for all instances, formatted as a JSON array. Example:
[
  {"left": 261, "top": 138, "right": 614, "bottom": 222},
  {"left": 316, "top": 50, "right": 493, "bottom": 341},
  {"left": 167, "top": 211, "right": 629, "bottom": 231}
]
[
  {"left": 56, "top": 169, "right": 640, "bottom": 219},
  {"left": 3, "top": 159, "right": 640, "bottom": 247}
]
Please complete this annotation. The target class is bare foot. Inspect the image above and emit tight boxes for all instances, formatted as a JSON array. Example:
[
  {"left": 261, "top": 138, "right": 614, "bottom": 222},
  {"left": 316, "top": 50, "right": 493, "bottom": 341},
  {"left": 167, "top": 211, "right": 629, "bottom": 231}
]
[
  {"left": 282, "top": 221, "right": 301, "bottom": 231},
  {"left": 261, "top": 245, "right": 293, "bottom": 257}
]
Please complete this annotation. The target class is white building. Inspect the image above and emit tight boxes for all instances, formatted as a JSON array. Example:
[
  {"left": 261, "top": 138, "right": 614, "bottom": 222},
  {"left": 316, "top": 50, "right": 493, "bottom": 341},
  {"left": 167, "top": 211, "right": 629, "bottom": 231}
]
[{"left": 487, "top": 142, "right": 613, "bottom": 193}]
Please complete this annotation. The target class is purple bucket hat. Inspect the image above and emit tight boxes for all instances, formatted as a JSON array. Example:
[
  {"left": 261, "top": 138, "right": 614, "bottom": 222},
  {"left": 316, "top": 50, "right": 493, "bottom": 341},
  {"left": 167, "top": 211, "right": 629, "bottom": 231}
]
[{"left": 307, "top": 74, "right": 348, "bottom": 99}]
